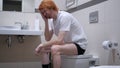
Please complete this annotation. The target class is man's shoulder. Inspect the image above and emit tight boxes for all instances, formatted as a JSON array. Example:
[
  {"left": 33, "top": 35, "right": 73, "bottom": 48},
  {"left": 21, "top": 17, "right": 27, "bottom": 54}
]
[{"left": 59, "top": 11, "right": 72, "bottom": 19}]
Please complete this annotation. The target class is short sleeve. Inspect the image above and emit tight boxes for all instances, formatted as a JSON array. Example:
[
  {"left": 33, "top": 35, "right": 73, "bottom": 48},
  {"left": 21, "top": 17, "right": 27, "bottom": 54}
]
[{"left": 59, "top": 15, "right": 71, "bottom": 31}]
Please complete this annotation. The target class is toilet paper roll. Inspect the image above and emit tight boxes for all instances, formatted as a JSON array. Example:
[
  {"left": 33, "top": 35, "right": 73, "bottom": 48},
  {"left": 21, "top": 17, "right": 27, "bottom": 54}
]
[{"left": 102, "top": 40, "right": 112, "bottom": 50}]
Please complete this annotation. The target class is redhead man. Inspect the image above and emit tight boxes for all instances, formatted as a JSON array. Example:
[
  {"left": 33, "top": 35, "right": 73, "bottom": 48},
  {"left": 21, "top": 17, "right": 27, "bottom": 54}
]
[{"left": 35, "top": 0, "right": 88, "bottom": 68}]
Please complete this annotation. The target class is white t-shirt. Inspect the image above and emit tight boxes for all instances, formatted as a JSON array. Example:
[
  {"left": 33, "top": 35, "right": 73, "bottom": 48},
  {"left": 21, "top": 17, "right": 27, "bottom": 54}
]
[{"left": 48, "top": 11, "right": 87, "bottom": 49}]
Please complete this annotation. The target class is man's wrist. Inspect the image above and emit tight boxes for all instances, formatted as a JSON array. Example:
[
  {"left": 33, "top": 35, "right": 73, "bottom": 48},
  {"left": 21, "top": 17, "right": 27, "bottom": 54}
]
[{"left": 43, "top": 42, "right": 47, "bottom": 47}]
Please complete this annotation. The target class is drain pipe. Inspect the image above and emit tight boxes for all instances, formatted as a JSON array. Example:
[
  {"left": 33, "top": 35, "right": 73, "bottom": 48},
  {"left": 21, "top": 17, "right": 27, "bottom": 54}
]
[
  {"left": 17, "top": 35, "right": 25, "bottom": 43},
  {"left": 6, "top": 35, "right": 12, "bottom": 48}
]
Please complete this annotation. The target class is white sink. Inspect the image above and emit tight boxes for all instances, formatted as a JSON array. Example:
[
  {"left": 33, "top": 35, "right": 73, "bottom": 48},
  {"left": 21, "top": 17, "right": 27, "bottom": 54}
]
[
  {"left": 0, "top": 25, "right": 43, "bottom": 35},
  {"left": 0, "top": 30, "right": 43, "bottom": 35},
  {"left": 0, "top": 25, "right": 21, "bottom": 30}
]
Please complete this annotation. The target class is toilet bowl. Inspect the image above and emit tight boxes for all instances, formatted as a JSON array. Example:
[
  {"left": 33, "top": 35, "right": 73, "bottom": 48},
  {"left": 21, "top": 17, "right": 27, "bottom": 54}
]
[{"left": 61, "top": 55, "right": 92, "bottom": 68}]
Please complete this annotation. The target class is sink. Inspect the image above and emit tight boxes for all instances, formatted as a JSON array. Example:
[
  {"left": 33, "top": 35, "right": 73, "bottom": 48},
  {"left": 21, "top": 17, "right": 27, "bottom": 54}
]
[
  {"left": 0, "top": 25, "right": 21, "bottom": 30},
  {"left": 0, "top": 25, "right": 43, "bottom": 35}
]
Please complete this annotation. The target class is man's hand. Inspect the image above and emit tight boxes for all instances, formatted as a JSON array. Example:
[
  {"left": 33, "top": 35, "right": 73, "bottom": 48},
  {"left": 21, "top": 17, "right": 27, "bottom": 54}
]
[
  {"left": 35, "top": 44, "right": 44, "bottom": 56},
  {"left": 40, "top": 11, "right": 48, "bottom": 23}
]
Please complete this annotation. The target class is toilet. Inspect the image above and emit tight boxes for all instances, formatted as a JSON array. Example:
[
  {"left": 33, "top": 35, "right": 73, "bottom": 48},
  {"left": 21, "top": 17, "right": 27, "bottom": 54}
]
[{"left": 61, "top": 55, "right": 92, "bottom": 68}]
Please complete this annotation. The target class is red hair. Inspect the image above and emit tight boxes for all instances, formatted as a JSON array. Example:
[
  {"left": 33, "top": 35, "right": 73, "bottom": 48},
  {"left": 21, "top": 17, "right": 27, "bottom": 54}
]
[{"left": 39, "top": 0, "right": 58, "bottom": 12}]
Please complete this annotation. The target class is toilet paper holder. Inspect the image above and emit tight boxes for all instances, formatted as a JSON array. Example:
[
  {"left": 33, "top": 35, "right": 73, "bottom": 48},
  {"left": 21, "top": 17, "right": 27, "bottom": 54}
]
[
  {"left": 102, "top": 40, "right": 119, "bottom": 63},
  {"left": 102, "top": 40, "right": 118, "bottom": 50}
]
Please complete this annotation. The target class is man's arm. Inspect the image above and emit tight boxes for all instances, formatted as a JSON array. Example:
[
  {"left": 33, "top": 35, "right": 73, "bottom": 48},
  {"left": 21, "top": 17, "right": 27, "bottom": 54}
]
[
  {"left": 40, "top": 11, "right": 53, "bottom": 41},
  {"left": 43, "top": 31, "right": 66, "bottom": 47},
  {"left": 44, "top": 21, "right": 53, "bottom": 41}
]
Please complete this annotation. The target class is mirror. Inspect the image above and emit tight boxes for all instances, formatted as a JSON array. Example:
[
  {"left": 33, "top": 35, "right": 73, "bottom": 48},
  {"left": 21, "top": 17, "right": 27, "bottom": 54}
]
[
  {"left": 3, "top": 0, "right": 22, "bottom": 12},
  {"left": 1, "top": 0, "right": 35, "bottom": 13}
]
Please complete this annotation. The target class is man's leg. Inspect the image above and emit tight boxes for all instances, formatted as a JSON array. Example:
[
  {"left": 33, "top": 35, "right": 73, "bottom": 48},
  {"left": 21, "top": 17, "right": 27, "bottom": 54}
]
[
  {"left": 51, "top": 44, "right": 78, "bottom": 68},
  {"left": 35, "top": 44, "right": 51, "bottom": 68},
  {"left": 51, "top": 47, "right": 61, "bottom": 68},
  {"left": 41, "top": 53, "right": 50, "bottom": 68}
]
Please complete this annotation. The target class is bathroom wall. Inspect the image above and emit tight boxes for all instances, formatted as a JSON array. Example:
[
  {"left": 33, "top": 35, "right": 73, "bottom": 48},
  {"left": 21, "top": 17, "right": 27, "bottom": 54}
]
[
  {"left": 0, "top": 0, "right": 2, "bottom": 11},
  {"left": 53, "top": 0, "right": 91, "bottom": 11},
  {"left": 0, "top": 11, "right": 44, "bottom": 30},
  {"left": 71, "top": 0, "right": 120, "bottom": 65},
  {"left": 22, "top": 0, "right": 35, "bottom": 12},
  {"left": 0, "top": 12, "right": 31, "bottom": 28}
]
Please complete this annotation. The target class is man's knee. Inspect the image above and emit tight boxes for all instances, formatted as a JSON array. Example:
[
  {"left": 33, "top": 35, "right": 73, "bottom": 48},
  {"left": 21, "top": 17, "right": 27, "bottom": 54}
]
[{"left": 51, "top": 45, "right": 61, "bottom": 55}]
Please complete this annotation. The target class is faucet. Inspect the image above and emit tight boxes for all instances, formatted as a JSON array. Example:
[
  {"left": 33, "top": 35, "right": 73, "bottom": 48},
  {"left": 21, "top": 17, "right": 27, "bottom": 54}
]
[
  {"left": 15, "top": 22, "right": 23, "bottom": 29},
  {"left": 15, "top": 22, "right": 29, "bottom": 30}
]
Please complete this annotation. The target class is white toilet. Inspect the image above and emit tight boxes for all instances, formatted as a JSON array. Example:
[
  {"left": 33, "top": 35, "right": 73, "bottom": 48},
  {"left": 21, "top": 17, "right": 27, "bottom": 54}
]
[{"left": 61, "top": 55, "right": 92, "bottom": 68}]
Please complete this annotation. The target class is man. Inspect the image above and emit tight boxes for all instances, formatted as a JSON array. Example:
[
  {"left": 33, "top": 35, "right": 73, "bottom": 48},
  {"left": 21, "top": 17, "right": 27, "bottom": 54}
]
[{"left": 35, "top": 0, "right": 88, "bottom": 68}]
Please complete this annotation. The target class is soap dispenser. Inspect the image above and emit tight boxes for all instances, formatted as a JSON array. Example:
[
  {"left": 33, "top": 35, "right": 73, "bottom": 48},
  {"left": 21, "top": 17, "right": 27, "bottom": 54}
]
[
  {"left": 25, "top": 22, "right": 29, "bottom": 30},
  {"left": 23, "top": 22, "right": 29, "bottom": 30},
  {"left": 35, "top": 16, "right": 40, "bottom": 31}
]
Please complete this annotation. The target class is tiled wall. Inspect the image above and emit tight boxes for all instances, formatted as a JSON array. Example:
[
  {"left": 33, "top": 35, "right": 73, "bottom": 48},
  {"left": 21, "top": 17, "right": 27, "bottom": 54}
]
[{"left": 72, "top": 0, "right": 120, "bottom": 65}]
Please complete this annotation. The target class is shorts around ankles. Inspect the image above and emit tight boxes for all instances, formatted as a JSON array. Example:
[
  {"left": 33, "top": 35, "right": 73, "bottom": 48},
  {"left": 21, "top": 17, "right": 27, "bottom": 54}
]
[{"left": 73, "top": 42, "right": 85, "bottom": 55}]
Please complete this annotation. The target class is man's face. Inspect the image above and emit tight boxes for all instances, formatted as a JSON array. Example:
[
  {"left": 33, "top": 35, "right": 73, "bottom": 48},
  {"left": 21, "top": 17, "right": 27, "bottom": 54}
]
[{"left": 40, "top": 8, "right": 52, "bottom": 19}]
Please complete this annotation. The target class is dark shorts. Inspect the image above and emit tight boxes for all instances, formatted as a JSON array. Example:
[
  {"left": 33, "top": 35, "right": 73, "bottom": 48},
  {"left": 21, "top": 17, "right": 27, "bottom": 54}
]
[{"left": 74, "top": 43, "right": 85, "bottom": 55}]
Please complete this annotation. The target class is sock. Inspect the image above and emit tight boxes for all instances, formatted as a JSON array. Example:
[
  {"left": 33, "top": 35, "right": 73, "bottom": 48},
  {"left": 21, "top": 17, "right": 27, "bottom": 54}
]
[
  {"left": 49, "top": 63, "right": 51, "bottom": 68},
  {"left": 42, "top": 64, "right": 49, "bottom": 68}
]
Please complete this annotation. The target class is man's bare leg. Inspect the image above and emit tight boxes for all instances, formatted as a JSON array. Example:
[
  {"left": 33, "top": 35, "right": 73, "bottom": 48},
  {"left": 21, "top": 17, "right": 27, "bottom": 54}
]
[
  {"left": 35, "top": 44, "right": 51, "bottom": 68},
  {"left": 41, "top": 53, "right": 50, "bottom": 64},
  {"left": 51, "top": 44, "right": 78, "bottom": 68}
]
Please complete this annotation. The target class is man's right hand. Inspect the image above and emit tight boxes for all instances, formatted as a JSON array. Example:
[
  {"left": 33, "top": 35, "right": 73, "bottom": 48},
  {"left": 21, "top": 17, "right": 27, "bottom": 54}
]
[{"left": 40, "top": 11, "right": 48, "bottom": 23}]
